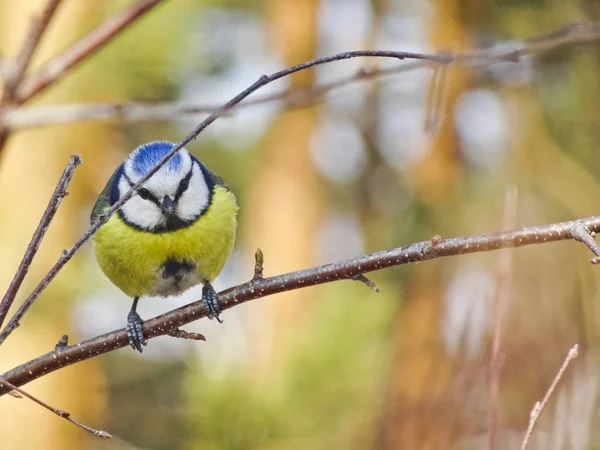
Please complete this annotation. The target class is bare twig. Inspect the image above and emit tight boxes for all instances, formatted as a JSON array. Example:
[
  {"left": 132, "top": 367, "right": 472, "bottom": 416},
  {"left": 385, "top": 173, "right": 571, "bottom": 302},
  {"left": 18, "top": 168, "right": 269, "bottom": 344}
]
[
  {"left": 1, "top": 218, "right": 599, "bottom": 395},
  {"left": 2, "top": 0, "right": 63, "bottom": 99},
  {"left": 14, "top": 0, "right": 166, "bottom": 104},
  {"left": 489, "top": 188, "right": 517, "bottom": 450},
  {"left": 3, "top": 21, "right": 600, "bottom": 129},
  {"left": 0, "top": 154, "right": 81, "bottom": 330},
  {"left": 0, "top": 379, "right": 111, "bottom": 438},
  {"left": 1, "top": 62, "right": 430, "bottom": 129},
  {"left": 521, "top": 344, "right": 579, "bottom": 450}
]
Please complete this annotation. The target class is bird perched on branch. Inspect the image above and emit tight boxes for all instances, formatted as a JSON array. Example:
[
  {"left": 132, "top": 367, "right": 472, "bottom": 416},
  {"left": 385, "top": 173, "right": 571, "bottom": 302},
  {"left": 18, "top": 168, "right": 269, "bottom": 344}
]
[{"left": 91, "top": 141, "right": 238, "bottom": 352}]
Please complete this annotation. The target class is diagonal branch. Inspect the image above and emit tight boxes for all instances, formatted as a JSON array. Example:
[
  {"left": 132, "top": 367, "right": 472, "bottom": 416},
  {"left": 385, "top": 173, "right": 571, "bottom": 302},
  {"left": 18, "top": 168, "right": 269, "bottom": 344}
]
[
  {"left": 0, "top": 154, "right": 81, "bottom": 330},
  {"left": 520, "top": 344, "right": 579, "bottom": 449},
  {"left": 1, "top": 216, "right": 600, "bottom": 395},
  {"left": 14, "top": 0, "right": 167, "bottom": 104}
]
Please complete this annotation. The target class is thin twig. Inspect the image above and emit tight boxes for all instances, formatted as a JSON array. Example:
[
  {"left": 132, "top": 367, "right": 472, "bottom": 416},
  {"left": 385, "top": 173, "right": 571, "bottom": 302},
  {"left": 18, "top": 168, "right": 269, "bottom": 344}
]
[
  {"left": 489, "top": 188, "right": 517, "bottom": 450},
  {"left": 1, "top": 218, "right": 599, "bottom": 394},
  {"left": 520, "top": 344, "right": 579, "bottom": 450},
  {"left": 3, "top": 21, "right": 600, "bottom": 129},
  {"left": 0, "top": 379, "right": 111, "bottom": 438},
  {"left": 1, "top": 61, "right": 430, "bottom": 129},
  {"left": 0, "top": 154, "right": 81, "bottom": 330},
  {"left": 14, "top": 0, "right": 166, "bottom": 104},
  {"left": 2, "top": 0, "right": 63, "bottom": 100}
]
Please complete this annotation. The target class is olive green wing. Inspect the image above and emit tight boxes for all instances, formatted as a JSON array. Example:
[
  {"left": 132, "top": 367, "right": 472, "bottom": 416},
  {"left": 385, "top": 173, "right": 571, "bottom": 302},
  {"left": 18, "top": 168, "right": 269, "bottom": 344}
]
[{"left": 90, "top": 170, "right": 117, "bottom": 224}]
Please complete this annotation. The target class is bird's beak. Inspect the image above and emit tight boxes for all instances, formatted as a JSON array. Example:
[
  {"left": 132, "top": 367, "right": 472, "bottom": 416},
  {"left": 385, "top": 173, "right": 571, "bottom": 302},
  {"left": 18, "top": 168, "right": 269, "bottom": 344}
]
[{"left": 161, "top": 195, "right": 175, "bottom": 216}]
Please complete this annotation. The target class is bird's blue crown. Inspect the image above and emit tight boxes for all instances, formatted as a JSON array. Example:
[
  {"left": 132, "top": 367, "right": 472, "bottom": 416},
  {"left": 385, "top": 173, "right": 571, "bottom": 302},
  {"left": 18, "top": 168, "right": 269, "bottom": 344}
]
[{"left": 130, "top": 141, "right": 183, "bottom": 176}]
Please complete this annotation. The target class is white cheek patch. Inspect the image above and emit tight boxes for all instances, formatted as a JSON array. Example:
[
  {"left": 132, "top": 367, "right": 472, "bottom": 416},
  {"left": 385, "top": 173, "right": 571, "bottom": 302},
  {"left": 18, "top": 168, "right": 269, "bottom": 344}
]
[
  {"left": 177, "top": 163, "right": 210, "bottom": 220},
  {"left": 118, "top": 177, "right": 165, "bottom": 229}
]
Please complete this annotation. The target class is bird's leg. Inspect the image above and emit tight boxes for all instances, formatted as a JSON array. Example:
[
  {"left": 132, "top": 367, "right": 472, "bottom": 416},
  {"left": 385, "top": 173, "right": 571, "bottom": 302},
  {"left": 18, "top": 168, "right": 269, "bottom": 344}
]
[
  {"left": 202, "top": 282, "right": 222, "bottom": 323},
  {"left": 127, "top": 297, "right": 147, "bottom": 353}
]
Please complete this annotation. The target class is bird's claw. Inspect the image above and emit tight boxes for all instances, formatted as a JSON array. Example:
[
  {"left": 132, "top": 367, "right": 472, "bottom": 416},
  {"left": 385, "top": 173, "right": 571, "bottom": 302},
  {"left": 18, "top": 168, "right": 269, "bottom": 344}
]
[
  {"left": 127, "top": 310, "right": 147, "bottom": 353},
  {"left": 202, "top": 283, "right": 223, "bottom": 323}
]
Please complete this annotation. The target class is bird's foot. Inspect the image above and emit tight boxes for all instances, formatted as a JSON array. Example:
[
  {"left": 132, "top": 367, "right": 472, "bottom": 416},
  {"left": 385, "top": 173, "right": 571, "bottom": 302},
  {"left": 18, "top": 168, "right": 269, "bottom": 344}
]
[
  {"left": 202, "top": 283, "right": 222, "bottom": 323},
  {"left": 127, "top": 310, "right": 147, "bottom": 353}
]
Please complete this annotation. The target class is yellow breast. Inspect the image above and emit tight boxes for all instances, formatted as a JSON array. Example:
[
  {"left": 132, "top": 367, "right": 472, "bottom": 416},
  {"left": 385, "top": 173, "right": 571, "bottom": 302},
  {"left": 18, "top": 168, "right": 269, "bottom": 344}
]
[{"left": 93, "top": 186, "right": 237, "bottom": 298}]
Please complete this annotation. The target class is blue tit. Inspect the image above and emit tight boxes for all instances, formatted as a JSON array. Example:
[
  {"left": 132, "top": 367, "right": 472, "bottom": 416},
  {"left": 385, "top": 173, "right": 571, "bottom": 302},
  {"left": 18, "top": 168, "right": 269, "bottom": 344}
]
[{"left": 91, "top": 141, "right": 238, "bottom": 352}]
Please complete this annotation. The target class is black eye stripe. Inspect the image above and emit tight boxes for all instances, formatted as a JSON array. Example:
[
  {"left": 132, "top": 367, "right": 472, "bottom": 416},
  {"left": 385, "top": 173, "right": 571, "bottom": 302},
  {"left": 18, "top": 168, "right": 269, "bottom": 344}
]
[
  {"left": 122, "top": 173, "right": 159, "bottom": 204},
  {"left": 174, "top": 165, "right": 194, "bottom": 202}
]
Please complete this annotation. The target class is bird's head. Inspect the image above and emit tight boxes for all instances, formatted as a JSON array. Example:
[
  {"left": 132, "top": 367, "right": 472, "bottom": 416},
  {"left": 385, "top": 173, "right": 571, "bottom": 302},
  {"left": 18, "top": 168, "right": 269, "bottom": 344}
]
[{"left": 114, "top": 141, "right": 212, "bottom": 232}]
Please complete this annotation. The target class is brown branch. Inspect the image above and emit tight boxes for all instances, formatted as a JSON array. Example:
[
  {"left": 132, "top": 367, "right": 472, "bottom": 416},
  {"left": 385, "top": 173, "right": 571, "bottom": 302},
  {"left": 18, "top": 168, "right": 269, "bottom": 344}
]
[
  {"left": 2, "top": 0, "right": 63, "bottom": 101},
  {"left": 0, "top": 154, "right": 81, "bottom": 330},
  {"left": 1, "top": 217, "right": 600, "bottom": 395},
  {"left": 0, "top": 379, "right": 111, "bottom": 438},
  {"left": 14, "top": 0, "right": 167, "bottom": 104},
  {"left": 520, "top": 344, "right": 579, "bottom": 450}
]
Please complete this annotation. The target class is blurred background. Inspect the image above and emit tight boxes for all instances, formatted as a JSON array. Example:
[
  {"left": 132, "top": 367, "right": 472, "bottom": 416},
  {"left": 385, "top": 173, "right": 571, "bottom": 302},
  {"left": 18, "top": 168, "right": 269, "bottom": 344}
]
[{"left": 0, "top": 0, "right": 600, "bottom": 449}]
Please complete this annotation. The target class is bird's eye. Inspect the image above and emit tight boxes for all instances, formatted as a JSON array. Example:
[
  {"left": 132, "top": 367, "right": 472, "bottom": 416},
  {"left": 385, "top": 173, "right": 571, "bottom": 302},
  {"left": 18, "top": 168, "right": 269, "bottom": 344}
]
[
  {"left": 179, "top": 178, "right": 190, "bottom": 192},
  {"left": 138, "top": 188, "right": 151, "bottom": 200}
]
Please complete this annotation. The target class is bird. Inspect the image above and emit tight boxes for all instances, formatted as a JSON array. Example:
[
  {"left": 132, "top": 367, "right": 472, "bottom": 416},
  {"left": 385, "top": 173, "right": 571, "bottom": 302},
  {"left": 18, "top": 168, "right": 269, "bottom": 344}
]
[{"left": 91, "top": 141, "right": 238, "bottom": 352}]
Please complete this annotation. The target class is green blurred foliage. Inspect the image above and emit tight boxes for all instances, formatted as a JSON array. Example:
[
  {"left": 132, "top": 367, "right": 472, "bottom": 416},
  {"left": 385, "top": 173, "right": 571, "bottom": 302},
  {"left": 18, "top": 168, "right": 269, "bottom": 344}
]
[{"left": 186, "top": 283, "right": 397, "bottom": 449}]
